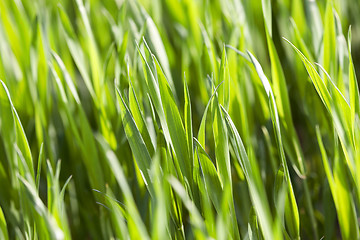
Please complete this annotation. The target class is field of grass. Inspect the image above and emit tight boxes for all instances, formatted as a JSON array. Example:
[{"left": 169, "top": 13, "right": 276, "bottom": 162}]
[{"left": 0, "top": 0, "right": 360, "bottom": 239}]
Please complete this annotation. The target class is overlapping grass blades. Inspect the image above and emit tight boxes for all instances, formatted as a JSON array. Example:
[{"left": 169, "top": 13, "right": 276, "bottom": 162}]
[{"left": 0, "top": 0, "right": 359, "bottom": 239}]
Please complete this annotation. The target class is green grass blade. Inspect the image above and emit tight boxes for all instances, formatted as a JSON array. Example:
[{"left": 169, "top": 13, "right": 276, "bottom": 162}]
[
  {"left": 284, "top": 38, "right": 332, "bottom": 112},
  {"left": 261, "top": 0, "right": 272, "bottom": 37},
  {"left": 218, "top": 46, "right": 230, "bottom": 110},
  {"left": 0, "top": 80, "right": 34, "bottom": 179},
  {"left": 168, "top": 176, "right": 206, "bottom": 235},
  {"left": 316, "top": 127, "right": 359, "bottom": 239},
  {"left": 184, "top": 74, "right": 193, "bottom": 167},
  {"left": 128, "top": 73, "right": 155, "bottom": 155},
  {"left": 57, "top": 5, "right": 96, "bottom": 100},
  {"left": 347, "top": 27, "right": 360, "bottom": 136},
  {"left": 145, "top": 18, "right": 175, "bottom": 93},
  {"left": 153, "top": 57, "right": 192, "bottom": 185},
  {"left": 0, "top": 206, "right": 8, "bottom": 240},
  {"left": 18, "top": 175, "right": 64, "bottom": 240},
  {"left": 221, "top": 105, "right": 276, "bottom": 240},
  {"left": 116, "top": 87, "right": 154, "bottom": 196},
  {"left": 96, "top": 136, "right": 150, "bottom": 240},
  {"left": 35, "top": 143, "right": 43, "bottom": 192},
  {"left": 194, "top": 138, "right": 222, "bottom": 211},
  {"left": 247, "top": 51, "right": 300, "bottom": 239},
  {"left": 323, "top": 1, "right": 336, "bottom": 80}
]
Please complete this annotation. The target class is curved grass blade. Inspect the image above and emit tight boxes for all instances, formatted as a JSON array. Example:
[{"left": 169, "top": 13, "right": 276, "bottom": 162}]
[
  {"left": 96, "top": 136, "right": 150, "bottom": 240},
  {"left": 316, "top": 127, "right": 359, "bottom": 239},
  {"left": 168, "top": 176, "right": 206, "bottom": 236},
  {"left": 0, "top": 80, "right": 34, "bottom": 179},
  {"left": 347, "top": 27, "right": 360, "bottom": 138},
  {"left": 0, "top": 206, "right": 8, "bottom": 240},
  {"left": 194, "top": 138, "right": 222, "bottom": 212},
  {"left": 116, "top": 87, "right": 154, "bottom": 197},
  {"left": 221, "top": 105, "right": 277, "bottom": 240},
  {"left": 152, "top": 56, "right": 192, "bottom": 185},
  {"left": 247, "top": 51, "right": 299, "bottom": 239}
]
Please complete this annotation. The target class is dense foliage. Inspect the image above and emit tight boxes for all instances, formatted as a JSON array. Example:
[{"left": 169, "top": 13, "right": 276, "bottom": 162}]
[{"left": 0, "top": 0, "right": 359, "bottom": 239}]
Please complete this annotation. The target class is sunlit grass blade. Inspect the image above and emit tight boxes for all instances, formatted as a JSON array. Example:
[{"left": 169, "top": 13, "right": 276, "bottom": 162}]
[
  {"left": 0, "top": 206, "right": 8, "bottom": 240},
  {"left": 212, "top": 95, "right": 231, "bottom": 187},
  {"left": 116, "top": 87, "right": 154, "bottom": 196},
  {"left": 347, "top": 27, "right": 360, "bottom": 137},
  {"left": 183, "top": 74, "right": 193, "bottom": 166},
  {"left": 286, "top": 38, "right": 357, "bottom": 188},
  {"left": 218, "top": 46, "right": 230, "bottom": 110},
  {"left": 262, "top": 3, "right": 305, "bottom": 177},
  {"left": 194, "top": 138, "right": 222, "bottom": 211},
  {"left": 168, "top": 176, "right": 206, "bottom": 237},
  {"left": 316, "top": 126, "right": 359, "bottom": 239},
  {"left": 74, "top": 0, "right": 102, "bottom": 98},
  {"left": 96, "top": 136, "right": 150, "bottom": 239},
  {"left": 50, "top": 56, "right": 105, "bottom": 191},
  {"left": 153, "top": 56, "right": 192, "bottom": 185},
  {"left": 35, "top": 143, "right": 43, "bottom": 191},
  {"left": 323, "top": 1, "right": 337, "bottom": 80},
  {"left": 221, "top": 105, "right": 277, "bottom": 240},
  {"left": 18, "top": 175, "right": 64, "bottom": 240},
  {"left": 57, "top": 5, "right": 96, "bottom": 100},
  {"left": 145, "top": 16, "right": 175, "bottom": 94},
  {"left": 0, "top": 80, "right": 34, "bottom": 178},
  {"left": 128, "top": 70, "right": 155, "bottom": 155},
  {"left": 247, "top": 51, "right": 300, "bottom": 239},
  {"left": 284, "top": 38, "right": 331, "bottom": 112}
]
